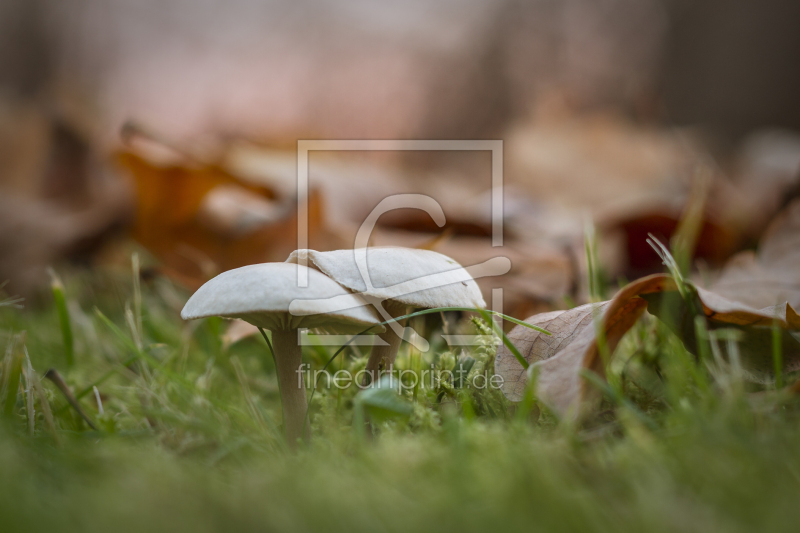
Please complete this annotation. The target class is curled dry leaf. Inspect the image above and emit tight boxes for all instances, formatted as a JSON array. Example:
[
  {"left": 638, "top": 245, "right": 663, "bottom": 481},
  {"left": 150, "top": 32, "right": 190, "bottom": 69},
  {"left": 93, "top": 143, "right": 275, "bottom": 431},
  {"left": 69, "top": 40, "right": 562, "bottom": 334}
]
[
  {"left": 495, "top": 275, "right": 664, "bottom": 416},
  {"left": 650, "top": 196, "right": 800, "bottom": 383},
  {"left": 496, "top": 273, "right": 800, "bottom": 416},
  {"left": 643, "top": 272, "right": 800, "bottom": 384},
  {"left": 643, "top": 286, "right": 800, "bottom": 385}
]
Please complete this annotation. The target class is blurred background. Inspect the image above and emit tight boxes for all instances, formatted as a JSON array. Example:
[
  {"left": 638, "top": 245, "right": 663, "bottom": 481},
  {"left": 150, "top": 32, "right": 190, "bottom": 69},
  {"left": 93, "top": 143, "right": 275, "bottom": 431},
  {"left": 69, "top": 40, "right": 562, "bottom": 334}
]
[{"left": 1, "top": 0, "right": 799, "bottom": 318}]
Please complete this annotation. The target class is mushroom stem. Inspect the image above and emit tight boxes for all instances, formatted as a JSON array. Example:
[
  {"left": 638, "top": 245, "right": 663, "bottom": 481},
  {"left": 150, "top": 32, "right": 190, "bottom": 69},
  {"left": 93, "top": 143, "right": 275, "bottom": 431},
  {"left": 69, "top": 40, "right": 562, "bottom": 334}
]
[
  {"left": 271, "top": 328, "right": 308, "bottom": 446},
  {"left": 363, "top": 324, "right": 405, "bottom": 385},
  {"left": 362, "top": 303, "right": 409, "bottom": 386}
]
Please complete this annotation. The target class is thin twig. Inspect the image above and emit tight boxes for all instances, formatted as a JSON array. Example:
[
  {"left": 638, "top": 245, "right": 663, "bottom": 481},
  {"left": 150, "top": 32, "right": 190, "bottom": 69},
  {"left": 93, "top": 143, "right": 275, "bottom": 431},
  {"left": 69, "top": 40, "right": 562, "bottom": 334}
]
[{"left": 43, "top": 369, "right": 98, "bottom": 430}]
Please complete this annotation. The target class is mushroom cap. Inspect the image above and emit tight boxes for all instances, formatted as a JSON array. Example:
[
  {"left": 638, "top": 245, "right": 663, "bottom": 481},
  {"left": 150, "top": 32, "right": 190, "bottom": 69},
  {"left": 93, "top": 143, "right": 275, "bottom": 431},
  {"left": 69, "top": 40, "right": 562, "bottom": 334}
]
[
  {"left": 181, "top": 262, "right": 383, "bottom": 333},
  {"left": 286, "top": 247, "right": 486, "bottom": 309}
]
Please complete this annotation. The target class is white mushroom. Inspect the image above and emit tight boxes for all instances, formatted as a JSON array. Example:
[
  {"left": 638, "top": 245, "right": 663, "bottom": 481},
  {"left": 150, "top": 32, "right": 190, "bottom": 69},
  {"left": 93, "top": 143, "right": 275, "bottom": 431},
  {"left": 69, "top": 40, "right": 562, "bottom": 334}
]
[
  {"left": 181, "top": 262, "right": 382, "bottom": 445},
  {"left": 286, "top": 247, "right": 486, "bottom": 383}
]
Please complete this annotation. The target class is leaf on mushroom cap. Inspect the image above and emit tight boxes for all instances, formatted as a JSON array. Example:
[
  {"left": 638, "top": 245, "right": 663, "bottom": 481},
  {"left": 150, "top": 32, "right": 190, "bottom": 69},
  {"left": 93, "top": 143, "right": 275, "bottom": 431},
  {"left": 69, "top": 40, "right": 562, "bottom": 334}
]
[
  {"left": 285, "top": 247, "right": 486, "bottom": 309},
  {"left": 181, "top": 262, "right": 383, "bottom": 333}
]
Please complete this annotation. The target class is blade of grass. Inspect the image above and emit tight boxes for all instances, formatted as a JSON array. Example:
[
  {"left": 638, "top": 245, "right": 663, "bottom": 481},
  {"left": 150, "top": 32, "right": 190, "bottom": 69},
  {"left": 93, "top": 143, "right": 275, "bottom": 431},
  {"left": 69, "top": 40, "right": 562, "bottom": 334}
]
[
  {"left": 132, "top": 253, "right": 144, "bottom": 350},
  {"left": 29, "top": 371, "right": 59, "bottom": 444},
  {"left": 230, "top": 355, "right": 269, "bottom": 431},
  {"left": 48, "top": 269, "right": 74, "bottom": 367},
  {"left": 514, "top": 366, "right": 540, "bottom": 423},
  {"left": 0, "top": 280, "right": 24, "bottom": 309},
  {"left": 390, "top": 307, "right": 551, "bottom": 336},
  {"left": 584, "top": 220, "right": 605, "bottom": 302},
  {"left": 475, "top": 306, "right": 528, "bottom": 370},
  {"left": 94, "top": 310, "right": 243, "bottom": 417},
  {"left": 64, "top": 354, "right": 143, "bottom": 408},
  {"left": 3, "top": 332, "right": 24, "bottom": 418},
  {"left": 60, "top": 308, "right": 150, "bottom": 409},
  {"left": 773, "top": 318, "right": 784, "bottom": 389},
  {"left": 670, "top": 165, "right": 711, "bottom": 276},
  {"left": 581, "top": 369, "right": 657, "bottom": 431},
  {"left": 691, "top": 317, "right": 712, "bottom": 393},
  {"left": 22, "top": 347, "right": 36, "bottom": 436}
]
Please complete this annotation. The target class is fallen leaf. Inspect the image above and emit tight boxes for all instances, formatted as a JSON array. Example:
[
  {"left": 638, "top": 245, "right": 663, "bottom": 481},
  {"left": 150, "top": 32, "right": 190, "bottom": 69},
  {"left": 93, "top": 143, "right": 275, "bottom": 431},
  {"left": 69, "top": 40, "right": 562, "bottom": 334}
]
[
  {"left": 372, "top": 176, "right": 496, "bottom": 239},
  {"left": 115, "top": 133, "right": 336, "bottom": 289},
  {"left": 196, "top": 184, "right": 287, "bottom": 238},
  {"left": 732, "top": 129, "right": 800, "bottom": 239},
  {"left": 223, "top": 142, "right": 411, "bottom": 234},
  {"left": 496, "top": 272, "right": 800, "bottom": 416},
  {"left": 507, "top": 110, "right": 698, "bottom": 219},
  {"left": 709, "top": 198, "right": 800, "bottom": 309},
  {"left": 508, "top": 110, "right": 800, "bottom": 278},
  {"left": 643, "top": 285, "right": 800, "bottom": 384},
  {"left": 495, "top": 275, "right": 663, "bottom": 415}
]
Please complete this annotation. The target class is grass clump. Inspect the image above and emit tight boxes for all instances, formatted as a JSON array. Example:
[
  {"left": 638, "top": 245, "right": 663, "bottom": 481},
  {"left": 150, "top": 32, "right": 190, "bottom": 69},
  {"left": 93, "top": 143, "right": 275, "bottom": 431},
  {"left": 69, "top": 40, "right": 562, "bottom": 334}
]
[{"left": 1, "top": 260, "right": 800, "bottom": 533}]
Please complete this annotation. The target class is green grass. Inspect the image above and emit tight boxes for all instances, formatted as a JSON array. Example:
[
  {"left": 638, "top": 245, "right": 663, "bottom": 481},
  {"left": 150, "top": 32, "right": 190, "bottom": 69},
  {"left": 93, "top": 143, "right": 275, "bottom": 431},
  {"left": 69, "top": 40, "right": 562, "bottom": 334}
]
[{"left": 2, "top": 260, "right": 800, "bottom": 533}]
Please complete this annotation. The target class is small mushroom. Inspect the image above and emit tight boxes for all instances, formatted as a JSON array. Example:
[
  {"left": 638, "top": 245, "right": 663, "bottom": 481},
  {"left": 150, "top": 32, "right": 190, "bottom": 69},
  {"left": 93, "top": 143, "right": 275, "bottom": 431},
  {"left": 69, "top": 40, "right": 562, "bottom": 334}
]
[
  {"left": 286, "top": 247, "right": 486, "bottom": 383},
  {"left": 181, "top": 262, "right": 382, "bottom": 445}
]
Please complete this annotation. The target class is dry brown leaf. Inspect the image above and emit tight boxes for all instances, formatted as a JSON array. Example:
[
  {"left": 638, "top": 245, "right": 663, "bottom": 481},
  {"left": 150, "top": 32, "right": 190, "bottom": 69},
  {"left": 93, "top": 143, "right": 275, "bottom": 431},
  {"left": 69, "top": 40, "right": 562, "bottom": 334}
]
[
  {"left": 598, "top": 195, "right": 740, "bottom": 274},
  {"left": 643, "top": 279, "right": 800, "bottom": 384},
  {"left": 731, "top": 129, "right": 800, "bottom": 239},
  {"left": 496, "top": 272, "right": 800, "bottom": 415},
  {"left": 595, "top": 131, "right": 800, "bottom": 277},
  {"left": 506, "top": 109, "right": 696, "bottom": 212},
  {"left": 223, "top": 143, "right": 411, "bottom": 234},
  {"left": 508, "top": 110, "right": 800, "bottom": 277},
  {"left": 710, "top": 198, "right": 800, "bottom": 309},
  {"left": 495, "top": 274, "right": 665, "bottom": 415},
  {"left": 505, "top": 110, "right": 740, "bottom": 276},
  {"left": 195, "top": 185, "right": 287, "bottom": 238},
  {"left": 372, "top": 177, "right": 496, "bottom": 239},
  {"left": 115, "top": 140, "right": 336, "bottom": 290}
]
